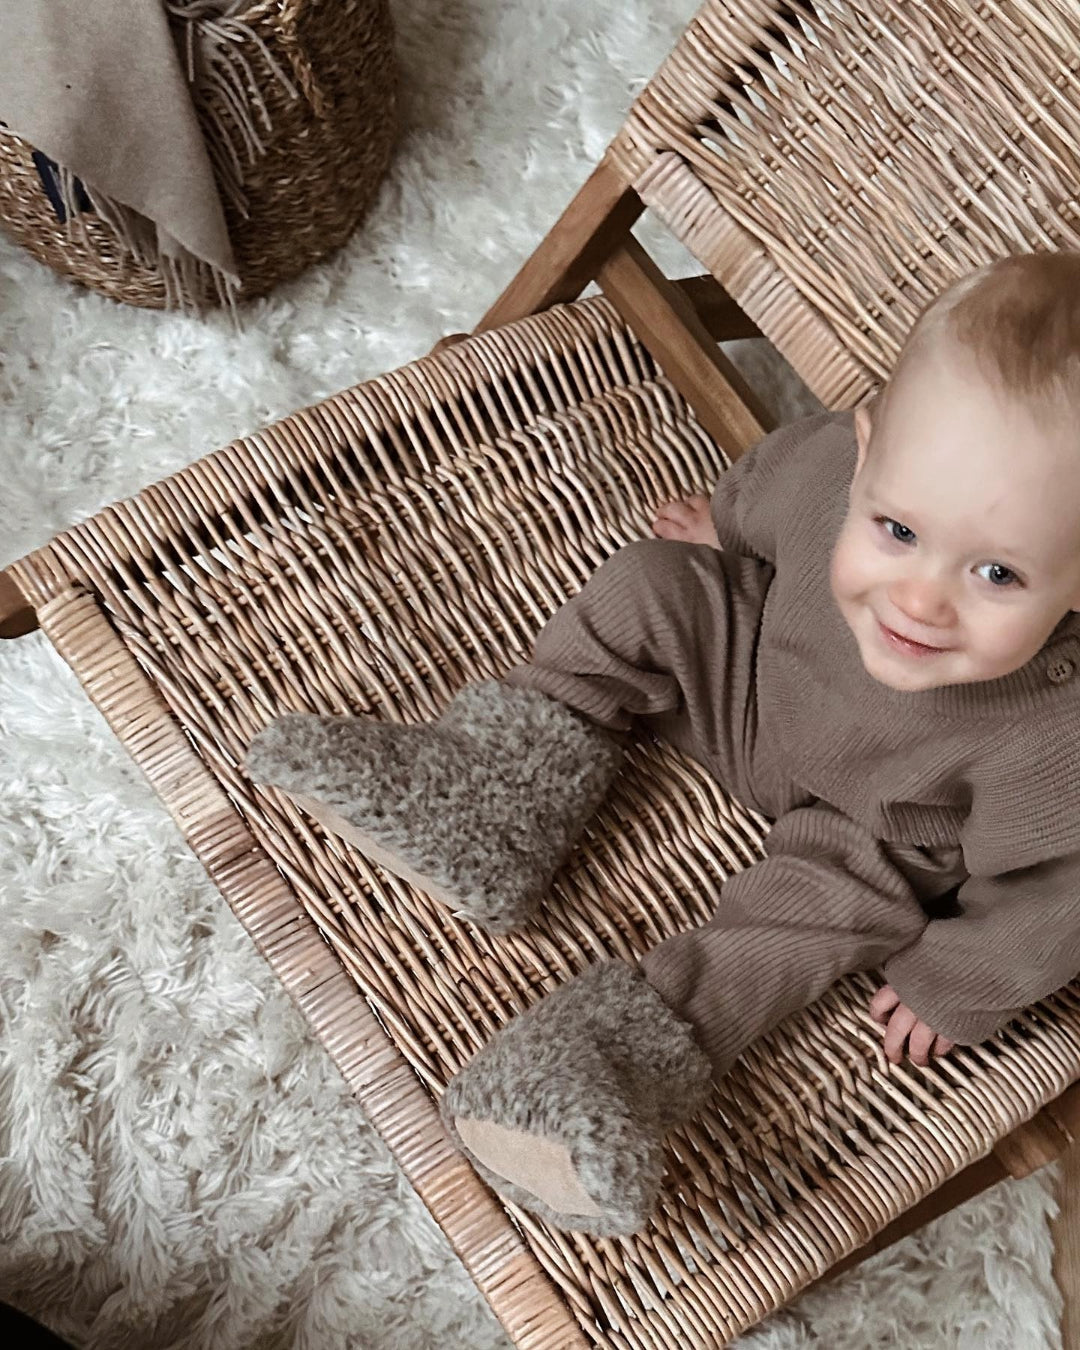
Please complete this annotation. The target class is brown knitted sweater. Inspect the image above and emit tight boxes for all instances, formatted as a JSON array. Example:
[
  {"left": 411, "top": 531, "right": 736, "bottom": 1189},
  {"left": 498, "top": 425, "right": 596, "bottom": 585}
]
[{"left": 709, "top": 409, "right": 1080, "bottom": 1042}]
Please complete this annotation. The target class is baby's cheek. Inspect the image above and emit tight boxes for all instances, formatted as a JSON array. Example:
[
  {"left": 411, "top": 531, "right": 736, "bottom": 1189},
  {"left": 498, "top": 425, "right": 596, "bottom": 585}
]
[
  {"left": 968, "top": 609, "right": 1047, "bottom": 679},
  {"left": 830, "top": 528, "right": 870, "bottom": 605}
]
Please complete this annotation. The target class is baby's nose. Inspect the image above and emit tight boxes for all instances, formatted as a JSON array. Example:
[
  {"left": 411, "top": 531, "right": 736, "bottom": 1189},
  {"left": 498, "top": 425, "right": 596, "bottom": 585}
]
[{"left": 889, "top": 576, "right": 956, "bottom": 628}]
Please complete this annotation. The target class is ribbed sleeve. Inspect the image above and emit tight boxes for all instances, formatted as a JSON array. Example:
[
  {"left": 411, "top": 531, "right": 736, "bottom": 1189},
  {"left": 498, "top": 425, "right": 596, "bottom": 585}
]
[{"left": 884, "top": 854, "right": 1080, "bottom": 1043}]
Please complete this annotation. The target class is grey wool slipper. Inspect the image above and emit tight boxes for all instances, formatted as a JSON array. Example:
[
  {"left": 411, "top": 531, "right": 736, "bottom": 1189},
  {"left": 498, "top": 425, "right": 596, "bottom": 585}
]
[
  {"left": 441, "top": 961, "right": 713, "bottom": 1236},
  {"left": 244, "top": 681, "right": 624, "bottom": 931}
]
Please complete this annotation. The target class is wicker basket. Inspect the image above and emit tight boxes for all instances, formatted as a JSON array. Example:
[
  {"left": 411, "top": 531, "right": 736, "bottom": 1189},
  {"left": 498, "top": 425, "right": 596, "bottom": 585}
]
[{"left": 0, "top": 0, "right": 397, "bottom": 310}]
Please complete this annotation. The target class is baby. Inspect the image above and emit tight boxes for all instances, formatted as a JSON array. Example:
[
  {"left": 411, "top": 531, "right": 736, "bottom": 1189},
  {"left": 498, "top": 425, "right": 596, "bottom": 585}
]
[
  {"left": 247, "top": 252, "right": 1080, "bottom": 1237},
  {"left": 656, "top": 253, "right": 1080, "bottom": 1066}
]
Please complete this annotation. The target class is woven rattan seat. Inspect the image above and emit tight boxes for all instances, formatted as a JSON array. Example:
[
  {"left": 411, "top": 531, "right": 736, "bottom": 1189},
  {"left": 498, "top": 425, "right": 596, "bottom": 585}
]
[{"left": 7, "top": 1, "right": 1080, "bottom": 1344}]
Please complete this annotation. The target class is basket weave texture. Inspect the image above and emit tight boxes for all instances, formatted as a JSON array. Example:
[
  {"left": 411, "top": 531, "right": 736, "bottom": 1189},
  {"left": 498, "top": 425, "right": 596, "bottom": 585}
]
[
  {"left": 9, "top": 297, "right": 1080, "bottom": 1349},
  {"left": 0, "top": 0, "right": 397, "bottom": 310},
  {"left": 611, "top": 0, "right": 1080, "bottom": 408}
]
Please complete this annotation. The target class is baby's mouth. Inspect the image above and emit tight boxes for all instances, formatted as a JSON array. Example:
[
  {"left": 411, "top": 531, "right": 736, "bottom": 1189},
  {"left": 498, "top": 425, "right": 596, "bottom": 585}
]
[{"left": 876, "top": 618, "right": 951, "bottom": 657}]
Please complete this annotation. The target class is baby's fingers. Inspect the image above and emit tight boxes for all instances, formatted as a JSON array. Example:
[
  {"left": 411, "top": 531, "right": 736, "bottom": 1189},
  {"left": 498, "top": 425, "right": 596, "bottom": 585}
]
[
  {"left": 652, "top": 496, "right": 720, "bottom": 547},
  {"left": 883, "top": 1005, "right": 917, "bottom": 1064},
  {"left": 655, "top": 495, "right": 709, "bottom": 519},
  {"left": 652, "top": 516, "right": 685, "bottom": 541},
  {"left": 869, "top": 983, "right": 901, "bottom": 1024},
  {"left": 907, "top": 1020, "right": 938, "bottom": 1067},
  {"left": 652, "top": 497, "right": 707, "bottom": 531}
]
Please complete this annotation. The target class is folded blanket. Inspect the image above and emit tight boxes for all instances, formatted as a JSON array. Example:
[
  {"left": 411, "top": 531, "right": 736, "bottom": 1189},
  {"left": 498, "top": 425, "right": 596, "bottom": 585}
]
[{"left": 0, "top": 0, "right": 295, "bottom": 307}]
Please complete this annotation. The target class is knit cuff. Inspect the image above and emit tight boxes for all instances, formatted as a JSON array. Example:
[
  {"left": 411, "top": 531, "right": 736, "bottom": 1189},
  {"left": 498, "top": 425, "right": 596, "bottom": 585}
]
[{"left": 883, "top": 956, "right": 1018, "bottom": 1046}]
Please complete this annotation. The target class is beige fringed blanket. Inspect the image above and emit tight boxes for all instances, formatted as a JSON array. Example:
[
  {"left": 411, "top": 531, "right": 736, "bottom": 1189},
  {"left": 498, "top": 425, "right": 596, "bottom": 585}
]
[{"left": 0, "top": 0, "right": 294, "bottom": 306}]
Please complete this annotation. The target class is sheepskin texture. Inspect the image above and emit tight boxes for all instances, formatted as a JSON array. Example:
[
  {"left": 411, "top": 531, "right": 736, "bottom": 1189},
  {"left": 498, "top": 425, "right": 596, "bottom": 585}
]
[
  {"left": 245, "top": 682, "right": 624, "bottom": 931},
  {"left": 443, "top": 961, "right": 712, "bottom": 1236},
  {"left": 0, "top": 0, "right": 1066, "bottom": 1343}
]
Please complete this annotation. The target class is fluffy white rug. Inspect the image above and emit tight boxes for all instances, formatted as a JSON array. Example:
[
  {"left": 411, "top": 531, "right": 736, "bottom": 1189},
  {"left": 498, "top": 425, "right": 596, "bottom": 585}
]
[{"left": 0, "top": 0, "right": 1066, "bottom": 1346}]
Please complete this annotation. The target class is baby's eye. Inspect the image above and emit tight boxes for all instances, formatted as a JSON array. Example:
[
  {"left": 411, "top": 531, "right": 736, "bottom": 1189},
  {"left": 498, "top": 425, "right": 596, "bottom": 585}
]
[
  {"left": 977, "top": 562, "right": 1021, "bottom": 588},
  {"left": 876, "top": 516, "right": 916, "bottom": 544}
]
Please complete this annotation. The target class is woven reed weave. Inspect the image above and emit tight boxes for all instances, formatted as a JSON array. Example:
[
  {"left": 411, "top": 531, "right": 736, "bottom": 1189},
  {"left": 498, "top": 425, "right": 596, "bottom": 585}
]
[
  {"left": 611, "top": 0, "right": 1080, "bottom": 408},
  {"left": 9, "top": 297, "right": 1080, "bottom": 1348},
  {"left": 0, "top": 0, "right": 396, "bottom": 310}
]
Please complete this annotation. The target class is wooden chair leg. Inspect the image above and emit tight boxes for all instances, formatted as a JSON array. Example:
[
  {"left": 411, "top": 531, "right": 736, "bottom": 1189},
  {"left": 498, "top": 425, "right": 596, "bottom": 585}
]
[
  {"left": 1055, "top": 1142, "right": 1080, "bottom": 1349},
  {"left": 597, "top": 236, "right": 775, "bottom": 456},
  {"left": 1, "top": 570, "right": 38, "bottom": 638},
  {"left": 477, "top": 155, "right": 643, "bottom": 331},
  {"left": 677, "top": 276, "right": 762, "bottom": 342},
  {"left": 1047, "top": 1087, "right": 1080, "bottom": 1348}
]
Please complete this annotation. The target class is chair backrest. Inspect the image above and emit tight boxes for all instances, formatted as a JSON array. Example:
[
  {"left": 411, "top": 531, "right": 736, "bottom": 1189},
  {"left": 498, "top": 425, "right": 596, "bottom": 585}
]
[{"left": 610, "top": 0, "right": 1080, "bottom": 408}]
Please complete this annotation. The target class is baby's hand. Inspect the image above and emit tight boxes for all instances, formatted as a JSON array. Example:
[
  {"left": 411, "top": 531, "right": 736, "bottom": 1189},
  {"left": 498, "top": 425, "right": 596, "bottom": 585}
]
[
  {"left": 869, "top": 984, "right": 955, "bottom": 1066},
  {"left": 652, "top": 496, "right": 721, "bottom": 549}
]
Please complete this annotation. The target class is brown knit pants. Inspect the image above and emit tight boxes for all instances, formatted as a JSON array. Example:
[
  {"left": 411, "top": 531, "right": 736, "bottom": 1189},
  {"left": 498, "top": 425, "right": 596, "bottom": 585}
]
[{"left": 506, "top": 540, "right": 966, "bottom": 1076}]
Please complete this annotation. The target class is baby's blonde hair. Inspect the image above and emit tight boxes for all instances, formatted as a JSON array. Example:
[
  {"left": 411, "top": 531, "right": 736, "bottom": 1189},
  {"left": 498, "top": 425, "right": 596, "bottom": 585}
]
[{"left": 900, "top": 252, "right": 1080, "bottom": 408}]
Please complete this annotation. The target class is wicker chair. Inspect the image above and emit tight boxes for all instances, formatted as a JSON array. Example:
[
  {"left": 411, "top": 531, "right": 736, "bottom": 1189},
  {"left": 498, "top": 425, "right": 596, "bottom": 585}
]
[{"left": 4, "top": 1, "right": 1080, "bottom": 1344}]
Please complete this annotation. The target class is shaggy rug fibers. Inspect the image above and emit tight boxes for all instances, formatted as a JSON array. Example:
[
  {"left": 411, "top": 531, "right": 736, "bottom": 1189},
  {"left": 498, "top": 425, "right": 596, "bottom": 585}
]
[{"left": 0, "top": 0, "right": 1066, "bottom": 1345}]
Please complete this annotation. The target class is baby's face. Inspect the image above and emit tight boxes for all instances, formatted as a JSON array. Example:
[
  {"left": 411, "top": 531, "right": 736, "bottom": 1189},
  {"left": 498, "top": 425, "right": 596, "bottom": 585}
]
[{"left": 831, "top": 343, "right": 1080, "bottom": 692}]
